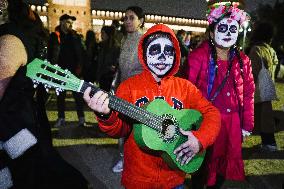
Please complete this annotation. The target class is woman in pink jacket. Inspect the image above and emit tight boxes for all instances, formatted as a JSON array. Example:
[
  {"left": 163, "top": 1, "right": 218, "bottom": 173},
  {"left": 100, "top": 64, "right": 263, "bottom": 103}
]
[{"left": 187, "top": 4, "right": 255, "bottom": 189}]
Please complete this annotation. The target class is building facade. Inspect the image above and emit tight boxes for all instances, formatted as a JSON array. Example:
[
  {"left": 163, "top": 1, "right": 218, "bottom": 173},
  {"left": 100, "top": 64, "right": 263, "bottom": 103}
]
[{"left": 29, "top": 0, "right": 209, "bottom": 36}]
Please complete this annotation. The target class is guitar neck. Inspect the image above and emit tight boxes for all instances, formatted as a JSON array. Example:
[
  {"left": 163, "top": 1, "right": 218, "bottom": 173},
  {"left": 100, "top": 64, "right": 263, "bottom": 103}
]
[{"left": 80, "top": 81, "right": 163, "bottom": 132}]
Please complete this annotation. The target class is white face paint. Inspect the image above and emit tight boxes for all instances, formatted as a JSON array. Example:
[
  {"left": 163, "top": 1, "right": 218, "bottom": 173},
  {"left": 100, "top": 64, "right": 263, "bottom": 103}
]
[
  {"left": 214, "top": 17, "right": 239, "bottom": 48},
  {"left": 146, "top": 37, "right": 175, "bottom": 77}
]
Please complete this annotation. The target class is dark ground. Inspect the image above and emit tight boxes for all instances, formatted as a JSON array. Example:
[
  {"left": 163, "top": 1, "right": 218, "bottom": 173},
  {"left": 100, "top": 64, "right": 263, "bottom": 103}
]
[{"left": 46, "top": 93, "right": 284, "bottom": 189}]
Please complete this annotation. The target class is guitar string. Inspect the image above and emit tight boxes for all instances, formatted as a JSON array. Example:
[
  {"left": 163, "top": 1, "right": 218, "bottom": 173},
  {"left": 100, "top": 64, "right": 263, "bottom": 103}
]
[
  {"left": 110, "top": 96, "right": 163, "bottom": 132},
  {"left": 81, "top": 82, "right": 164, "bottom": 132},
  {"left": 39, "top": 67, "right": 171, "bottom": 136}
]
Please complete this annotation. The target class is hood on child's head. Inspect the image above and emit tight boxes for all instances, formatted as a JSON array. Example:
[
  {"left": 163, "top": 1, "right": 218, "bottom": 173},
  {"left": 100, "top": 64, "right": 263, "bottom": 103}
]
[{"left": 138, "top": 24, "right": 181, "bottom": 77}]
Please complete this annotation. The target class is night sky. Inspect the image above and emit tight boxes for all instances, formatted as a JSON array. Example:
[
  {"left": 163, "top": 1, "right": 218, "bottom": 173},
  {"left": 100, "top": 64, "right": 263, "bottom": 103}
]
[{"left": 244, "top": 0, "right": 284, "bottom": 12}]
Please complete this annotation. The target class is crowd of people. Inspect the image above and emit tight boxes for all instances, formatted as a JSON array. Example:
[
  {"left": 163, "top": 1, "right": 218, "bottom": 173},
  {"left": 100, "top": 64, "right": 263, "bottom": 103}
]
[{"left": 0, "top": 0, "right": 283, "bottom": 188}]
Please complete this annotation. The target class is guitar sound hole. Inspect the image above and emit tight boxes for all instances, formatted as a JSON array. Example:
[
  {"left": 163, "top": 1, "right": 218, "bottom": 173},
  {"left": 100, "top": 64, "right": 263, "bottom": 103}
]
[
  {"left": 191, "top": 124, "right": 197, "bottom": 131},
  {"left": 162, "top": 119, "right": 176, "bottom": 139}
]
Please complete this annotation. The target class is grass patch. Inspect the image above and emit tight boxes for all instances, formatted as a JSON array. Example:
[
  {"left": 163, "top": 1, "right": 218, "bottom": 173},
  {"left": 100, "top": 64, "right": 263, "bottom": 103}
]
[
  {"left": 273, "top": 82, "right": 284, "bottom": 110},
  {"left": 245, "top": 159, "right": 284, "bottom": 176},
  {"left": 52, "top": 138, "right": 118, "bottom": 147}
]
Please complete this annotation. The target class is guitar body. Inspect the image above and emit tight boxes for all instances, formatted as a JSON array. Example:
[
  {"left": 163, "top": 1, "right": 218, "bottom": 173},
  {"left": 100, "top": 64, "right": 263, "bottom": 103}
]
[
  {"left": 133, "top": 99, "right": 205, "bottom": 173},
  {"left": 26, "top": 59, "right": 205, "bottom": 173}
]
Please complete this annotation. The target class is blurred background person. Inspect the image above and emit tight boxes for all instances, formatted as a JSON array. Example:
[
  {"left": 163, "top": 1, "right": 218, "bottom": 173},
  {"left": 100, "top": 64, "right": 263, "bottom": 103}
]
[
  {"left": 111, "top": 6, "right": 145, "bottom": 173},
  {"left": 0, "top": 1, "right": 88, "bottom": 188},
  {"left": 176, "top": 29, "right": 190, "bottom": 78},
  {"left": 83, "top": 30, "right": 98, "bottom": 83},
  {"left": 111, "top": 19, "right": 124, "bottom": 46},
  {"left": 176, "top": 29, "right": 189, "bottom": 60},
  {"left": 249, "top": 22, "right": 279, "bottom": 152},
  {"left": 184, "top": 31, "right": 192, "bottom": 50},
  {"left": 95, "top": 26, "right": 120, "bottom": 91},
  {"left": 47, "top": 25, "right": 60, "bottom": 66},
  {"left": 48, "top": 14, "right": 86, "bottom": 127}
]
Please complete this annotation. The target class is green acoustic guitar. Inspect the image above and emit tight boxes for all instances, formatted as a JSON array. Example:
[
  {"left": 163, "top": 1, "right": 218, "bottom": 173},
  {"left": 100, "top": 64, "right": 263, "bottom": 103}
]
[{"left": 26, "top": 58, "right": 205, "bottom": 173}]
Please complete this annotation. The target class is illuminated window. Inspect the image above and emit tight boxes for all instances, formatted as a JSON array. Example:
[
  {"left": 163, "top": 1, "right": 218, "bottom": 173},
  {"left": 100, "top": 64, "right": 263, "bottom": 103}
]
[
  {"left": 40, "top": 16, "right": 47, "bottom": 23},
  {"left": 52, "top": 0, "right": 86, "bottom": 6},
  {"left": 53, "top": 0, "right": 65, "bottom": 5},
  {"left": 75, "top": 0, "right": 86, "bottom": 6},
  {"left": 66, "top": 1, "right": 74, "bottom": 6},
  {"left": 93, "top": 19, "right": 104, "bottom": 26}
]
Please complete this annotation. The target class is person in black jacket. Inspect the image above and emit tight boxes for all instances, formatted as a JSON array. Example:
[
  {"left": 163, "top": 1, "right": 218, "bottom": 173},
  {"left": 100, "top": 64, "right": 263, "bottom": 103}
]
[
  {"left": 48, "top": 14, "right": 86, "bottom": 127},
  {"left": 95, "top": 26, "right": 120, "bottom": 91},
  {"left": 82, "top": 30, "right": 98, "bottom": 83},
  {"left": 0, "top": 1, "right": 89, "bottom": 188},
  {"left": 175, "top": 29, "right": 189, "bottom": 78}
]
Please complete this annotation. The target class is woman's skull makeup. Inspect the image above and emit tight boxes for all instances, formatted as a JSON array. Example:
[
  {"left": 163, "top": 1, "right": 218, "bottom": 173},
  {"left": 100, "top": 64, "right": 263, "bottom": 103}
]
[
  {"left": 214, "top": 17, "right": 239, "bottom": 48},
  {"left": 146, "top": 37, "right": 175, "bottom": 77}
]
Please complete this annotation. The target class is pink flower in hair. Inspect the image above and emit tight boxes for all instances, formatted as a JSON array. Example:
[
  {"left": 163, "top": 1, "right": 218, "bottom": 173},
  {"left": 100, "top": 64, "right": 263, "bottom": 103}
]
[
  {"left": 207, "top": 5, "right": 226, "bottom": 24},
  {"left": 230, "top": 7, "right": 250, "bottom": 26},
  {"left": 207, "top": 4, "right": 250, "bottom": 26}
]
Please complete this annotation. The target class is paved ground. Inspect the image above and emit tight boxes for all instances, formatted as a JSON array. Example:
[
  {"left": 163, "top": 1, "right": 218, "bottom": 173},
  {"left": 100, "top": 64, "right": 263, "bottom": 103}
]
[
  {"left": 46, "top": 92, "right": 284, "bottom": 189},
  {"left": 51, "top": 119, "right": 284, "bottom": 189},
  {"left": 53, "top": 126, "right": 123, "bottom": 189}
]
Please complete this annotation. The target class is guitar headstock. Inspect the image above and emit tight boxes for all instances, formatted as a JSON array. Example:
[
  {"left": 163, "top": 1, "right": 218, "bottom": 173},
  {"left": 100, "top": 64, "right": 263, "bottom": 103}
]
[{"left": 26, "top": 58, "right": 82, "bottom": 94}]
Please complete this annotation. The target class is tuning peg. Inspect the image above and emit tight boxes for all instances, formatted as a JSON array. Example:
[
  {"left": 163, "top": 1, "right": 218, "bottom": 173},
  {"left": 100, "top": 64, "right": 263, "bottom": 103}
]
[
  {"left": 55, "top": 88, "right": 64, "bottom": 95},
  {"left": 55, "top": 88, "right": 60, "bottom": 95},
  {"left": 32, "top": 80, "right": 39, "bottom": 88},
  {"left": 44, "top": 84, "right": 50, "bottom": 92}
]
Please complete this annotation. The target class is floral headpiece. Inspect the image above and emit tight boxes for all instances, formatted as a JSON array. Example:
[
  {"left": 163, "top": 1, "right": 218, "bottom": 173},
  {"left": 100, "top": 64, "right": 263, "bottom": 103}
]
[{"left": 207, "top": 3, "right": 250, "bottom": 27}]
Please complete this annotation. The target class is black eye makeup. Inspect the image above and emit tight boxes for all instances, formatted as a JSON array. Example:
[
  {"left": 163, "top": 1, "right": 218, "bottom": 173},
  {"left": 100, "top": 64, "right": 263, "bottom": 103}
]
[
  {"left": 164, "top": 45, "right": 174, "bottom": 56},
  {"left": 229, "top": 25, "right": 238, "bottom": 33},
  {"left": 149, "top": 44, "right": 161, "bottom": 55},
  {"left": 217, "top": 24, "right": 228, "bottom": 33}
]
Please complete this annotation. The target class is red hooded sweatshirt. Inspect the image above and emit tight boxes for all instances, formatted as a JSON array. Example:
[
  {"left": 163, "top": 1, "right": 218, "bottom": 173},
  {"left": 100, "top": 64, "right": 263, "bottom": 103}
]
[{"left": 96, "top": 24, "right": 221, "bottom": 189}]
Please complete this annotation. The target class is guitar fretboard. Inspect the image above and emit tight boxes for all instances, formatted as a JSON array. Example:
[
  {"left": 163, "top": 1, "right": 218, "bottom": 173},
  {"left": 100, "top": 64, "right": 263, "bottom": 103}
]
[{"left": 80, "top": 81, "right": 163, "bottom": 132}]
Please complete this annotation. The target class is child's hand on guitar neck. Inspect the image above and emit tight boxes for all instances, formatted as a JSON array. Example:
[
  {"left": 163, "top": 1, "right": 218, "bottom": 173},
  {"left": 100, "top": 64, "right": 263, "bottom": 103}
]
[
  {"left": 173, "top": 129, "right": 202, "bottom": 166},
  {"left": 83, "top": 87, "right": 111, "bottom": 115}
]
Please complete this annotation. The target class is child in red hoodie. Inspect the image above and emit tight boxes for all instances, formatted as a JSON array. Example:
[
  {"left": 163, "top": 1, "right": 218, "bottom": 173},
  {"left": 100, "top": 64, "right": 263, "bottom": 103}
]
[{"left": 83, "top": 24, "right": 221, "bottom": 189}]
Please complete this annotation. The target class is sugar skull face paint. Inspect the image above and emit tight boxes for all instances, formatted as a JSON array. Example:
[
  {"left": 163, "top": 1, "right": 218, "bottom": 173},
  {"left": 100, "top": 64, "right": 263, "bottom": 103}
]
[
  {"left": 214, "top": 17, "right": 239, "bottom": 48},
  {"left": 146, "top": 37, "right": 175, "bottom": 77}
]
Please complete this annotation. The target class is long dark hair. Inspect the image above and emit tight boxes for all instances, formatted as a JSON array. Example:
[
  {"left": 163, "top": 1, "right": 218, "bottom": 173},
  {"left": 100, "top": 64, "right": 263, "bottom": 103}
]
[
  {"left": 85, "top": 30, "right": 96, "bottom": 49},
  {"left": 101, "top": 25, "right": 119, "bottom": 49}
]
